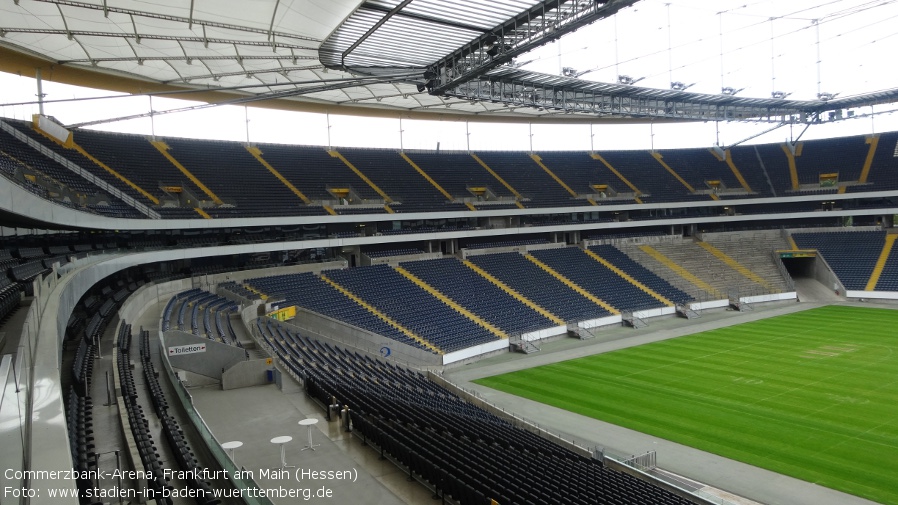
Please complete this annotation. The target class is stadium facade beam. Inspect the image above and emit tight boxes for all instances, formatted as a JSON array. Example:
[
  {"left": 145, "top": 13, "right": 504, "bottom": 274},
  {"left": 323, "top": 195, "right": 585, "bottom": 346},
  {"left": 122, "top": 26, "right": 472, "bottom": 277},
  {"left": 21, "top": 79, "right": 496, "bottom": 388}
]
[{"left": 443, "top": 68, "right": 898, "bottom": 123}]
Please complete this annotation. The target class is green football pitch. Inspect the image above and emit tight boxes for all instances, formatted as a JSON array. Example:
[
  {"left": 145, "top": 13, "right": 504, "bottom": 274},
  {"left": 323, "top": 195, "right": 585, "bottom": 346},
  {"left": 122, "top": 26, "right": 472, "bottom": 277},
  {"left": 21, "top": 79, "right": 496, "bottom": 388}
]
[{"left": 474, "top": 305, "right": 898, "bottom": 504}]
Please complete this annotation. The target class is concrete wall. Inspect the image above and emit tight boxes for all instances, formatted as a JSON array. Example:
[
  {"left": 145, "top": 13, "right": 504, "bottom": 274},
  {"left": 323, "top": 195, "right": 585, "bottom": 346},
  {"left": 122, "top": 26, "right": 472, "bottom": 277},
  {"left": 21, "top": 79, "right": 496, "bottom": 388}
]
[
  {"left": 813, "top": 254, "right": 847, "bottom": 296},
  {"left": 222, "top": 359, "right": 274, "bottom": 390},
  {"left": 162, "top": 330, "right": 248, "bottom": 379},
  {"left": 460, "top": 241, "right": 564, "bottom": 258},
  {"left": 364, "top": 251, "right": 443, "bottom": 266}
]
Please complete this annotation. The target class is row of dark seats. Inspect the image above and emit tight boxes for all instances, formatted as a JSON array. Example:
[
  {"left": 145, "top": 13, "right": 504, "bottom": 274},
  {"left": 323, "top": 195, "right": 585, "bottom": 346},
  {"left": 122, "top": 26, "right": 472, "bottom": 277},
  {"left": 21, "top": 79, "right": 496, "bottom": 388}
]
[
  {"left": 365, "top": 248, "right": 425, "bottom": 258},
  {"left": 217, "top": 281, "right": 261, "bottom": 302},
  {"left": 139, "top": 331, "right": 221, "bottom": 505},
  {"left": 162, "top": 289, "right": 241, "bottom": 347},
  {"left": 259, "top": 319, "right": 693, "bottom": 505},
  {"left": 65, "top": 387, "right": 98, "bottom": 501},
  {"left": 70, "top": 339, "right": 95, "bottom": 398},
  {"left": 6, "top": 117, "right": 897, "bottom": 219},
  {"left": 117, "top": 323, "right": 175, "bottom": 504}
]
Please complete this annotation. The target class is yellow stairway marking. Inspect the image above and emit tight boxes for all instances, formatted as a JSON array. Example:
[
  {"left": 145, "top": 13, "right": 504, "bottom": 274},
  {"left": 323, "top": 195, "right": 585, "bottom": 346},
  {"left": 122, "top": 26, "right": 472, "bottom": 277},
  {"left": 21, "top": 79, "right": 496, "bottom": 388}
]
[
  {"left": 529, "top": 153, "right": 580, "bottom": 198},
  {"left": 245, "top": 146, "right": 311, "bottom": 204},
  {"left": 465, "top": 202, "right": 477, "bottom": 211},
  {"left": 866, "top": 234, "right": 897, "bottom": 291},
  {"left": 463, "top": 260, "right": 565, "bottom": 325},
  {"left": 194, "top": 207, "right": 211, "bottom": 219},
  {"left": 243, "top": 284, "right": 269, "bottom": 301},
  {"left": 589, "top": 152, "right": 643, "bottom": 202},
  {"left": 859, "top": 134, "right": 880, "bottom": 183},
  {"left": 394, "top": 266, "right": 508, "bottom": 340},
  {"left": 384, "top": 204, "right": 395, "bottom": 214},
  {"left": 581, "top": 248, "right": 674, "bottom": 306},
  {"left": 709, "top": 193, "right": 720, "bottom": 200},
  {"left": 787, "top": 234, "right": 799, "bottom": 250},
  {"left": 470, "top": 153, "right": 523, "bottom": 199},
  {"left": 70, "top": 141, "right": 160, "bottom": 204},
  {"left": 323, "top": 205, "right": 337, "bottom": 216},
  {"left": 328, "top": 149, "right": 393, "bottom": 203},
  {"left": 650, "top": 151, "right": 696, "bottom": 193},
  {"left": 319, "top": 273, "right": 442, "bottom": 354},
  {"left": 524, "top": 255, "right": 619, "bottom": 314},
  {"left": 697, "top": 241, "right": 780, "bottom": 292},
  {"left": 837, "top": 186, "right": 847, "bottom": 194},
  {"left": 393, "top": 266, "right": 508, "bottom": 339},
  {"left": 723, "top": 149, "right": 753, "bottom": 192},
  {"left": 638, "top": 245, "right": 724, "bottom": 299},
  {"left": 400, "top": 152, "right": 455, "bottom": 201},
  {"left": 150, "top": 140, "right": 223, "bottom": 204},
  {"left": 780, "top": 143, "right": 801, "bottom": 190}
]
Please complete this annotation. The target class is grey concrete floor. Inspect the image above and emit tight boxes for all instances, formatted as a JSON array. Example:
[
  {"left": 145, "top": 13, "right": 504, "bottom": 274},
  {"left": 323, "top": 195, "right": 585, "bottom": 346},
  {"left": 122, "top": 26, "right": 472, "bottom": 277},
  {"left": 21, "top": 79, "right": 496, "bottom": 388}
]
[{"left": 134, "top": 299, "right": 432, "bottom": 505}]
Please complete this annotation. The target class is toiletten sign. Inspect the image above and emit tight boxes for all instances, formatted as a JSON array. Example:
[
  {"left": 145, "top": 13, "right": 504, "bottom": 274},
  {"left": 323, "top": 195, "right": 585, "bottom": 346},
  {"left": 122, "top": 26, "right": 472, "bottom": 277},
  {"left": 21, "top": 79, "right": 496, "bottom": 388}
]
[{"left": 168, "top": 343, "right": 207, "bottom": 356}]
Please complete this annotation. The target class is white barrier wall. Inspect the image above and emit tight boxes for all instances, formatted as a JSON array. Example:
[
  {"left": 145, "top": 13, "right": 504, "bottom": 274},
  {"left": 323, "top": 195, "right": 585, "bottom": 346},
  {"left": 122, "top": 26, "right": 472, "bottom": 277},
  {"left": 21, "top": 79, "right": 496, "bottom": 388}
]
[
  {"left": 521, "top": 325, "right": 568, "bottom": 342},
  {"left": 689, "top": 299, "right": 730, "bottom": 310},
  {"left": 633, "top": 306, "right": 677, "bottom": 319},
  {"left": 847, "top": 290, "right": 898, "bottom": 300},
  {"left": 578, "top": 314, "right": 623, "bottom": 329},
  {"left": 442, "top": 338, "right": 509, "bottom": 365},
  {"left": 741, "top": 292, "right": 797, "bottom": 303}
]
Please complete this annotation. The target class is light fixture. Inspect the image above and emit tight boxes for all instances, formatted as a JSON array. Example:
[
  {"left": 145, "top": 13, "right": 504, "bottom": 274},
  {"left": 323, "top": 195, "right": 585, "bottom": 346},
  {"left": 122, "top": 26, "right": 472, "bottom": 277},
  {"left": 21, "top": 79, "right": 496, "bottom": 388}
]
[
  {"left": 670, "top": 81, "right": 694, "bottom": 91},
  {"left": 817, "top": 92, "right": 838, "bottom": 101},
  {"left": 618, "top": 75, "right": 643, "bottom": 85},
  {"left": 721, "top": 87, "right": 743, "bottom": 95},
  {"left": 771, "top": 91, "right": 791, "bottom": 99}
]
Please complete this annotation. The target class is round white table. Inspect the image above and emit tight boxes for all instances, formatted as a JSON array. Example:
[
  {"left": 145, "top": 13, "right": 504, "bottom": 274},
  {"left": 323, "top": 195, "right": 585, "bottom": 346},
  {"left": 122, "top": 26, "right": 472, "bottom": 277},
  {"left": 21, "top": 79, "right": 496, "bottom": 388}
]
[
  {"left": 298, "top": 418, "right": 320, "bottom": 451},
  {"left": 270, "top": 435, "right": 295, "bottom": 469},
  {"left": 221, "top": 440, "right": 243, "bottom": 464}
]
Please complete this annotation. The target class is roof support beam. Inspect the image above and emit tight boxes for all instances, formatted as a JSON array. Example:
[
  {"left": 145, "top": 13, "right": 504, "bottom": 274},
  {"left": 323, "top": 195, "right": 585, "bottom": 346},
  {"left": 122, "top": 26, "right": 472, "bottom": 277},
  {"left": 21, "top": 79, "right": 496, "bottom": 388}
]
[
  {"left": 341, "top": 0, "right": 415, "bottom": 69},
  {"left": 0, "top": 28, "right": 316, "bottom": 50},
  {"left": 32, "top": 0, "right": 320, "bottom": 43},
  {"left": 427, "top": 0, "right": 639, "bottom": 95},
  {"left": 59, "top": 55, "right": 316, "bottom": 64},
  {"left": 267, "top": 0, "right": 281, "bottom": 41}
]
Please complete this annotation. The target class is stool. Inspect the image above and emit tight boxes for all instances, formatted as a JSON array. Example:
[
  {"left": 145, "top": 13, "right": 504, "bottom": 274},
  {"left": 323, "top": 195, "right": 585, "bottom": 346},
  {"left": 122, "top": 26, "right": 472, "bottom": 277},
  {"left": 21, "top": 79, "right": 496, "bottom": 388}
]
[
  {"left": 221, "top": 440, "right": 243, "bottom": 465},
  {"left": 270, "top": 436, "right": 294, "bottom": 469},
  {"left": 299, "top": 418, "right": 320, "bottom": 451}
]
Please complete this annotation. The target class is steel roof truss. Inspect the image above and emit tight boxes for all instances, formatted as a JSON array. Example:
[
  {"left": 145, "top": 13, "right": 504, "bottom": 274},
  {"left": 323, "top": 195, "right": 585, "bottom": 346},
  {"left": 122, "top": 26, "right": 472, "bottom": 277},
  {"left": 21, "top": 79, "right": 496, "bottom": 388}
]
[{"left": 426, "top": 0, "right": 639, "bottom": 94}]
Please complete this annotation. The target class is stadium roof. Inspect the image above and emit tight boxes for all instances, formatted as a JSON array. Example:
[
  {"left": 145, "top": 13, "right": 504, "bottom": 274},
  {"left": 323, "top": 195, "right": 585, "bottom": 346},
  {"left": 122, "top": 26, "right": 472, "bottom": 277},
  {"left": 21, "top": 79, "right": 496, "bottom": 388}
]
[{"left": 1, "top": 0, "right": 897, "bottom": 125}]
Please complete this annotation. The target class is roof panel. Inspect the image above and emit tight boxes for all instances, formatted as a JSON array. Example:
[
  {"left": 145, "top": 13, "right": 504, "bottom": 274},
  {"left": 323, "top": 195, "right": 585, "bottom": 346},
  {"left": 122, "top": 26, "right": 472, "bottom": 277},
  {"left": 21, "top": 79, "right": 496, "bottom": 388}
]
[{"left": 2, "top": 0, "right": 894, "bottom": 124}]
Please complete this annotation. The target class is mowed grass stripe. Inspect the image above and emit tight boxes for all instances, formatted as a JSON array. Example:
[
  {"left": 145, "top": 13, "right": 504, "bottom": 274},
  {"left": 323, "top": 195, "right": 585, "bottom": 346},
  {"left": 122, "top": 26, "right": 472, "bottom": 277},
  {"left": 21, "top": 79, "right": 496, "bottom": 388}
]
[{"left": 474, "top": 306, "right": 898, "bottom": 504}]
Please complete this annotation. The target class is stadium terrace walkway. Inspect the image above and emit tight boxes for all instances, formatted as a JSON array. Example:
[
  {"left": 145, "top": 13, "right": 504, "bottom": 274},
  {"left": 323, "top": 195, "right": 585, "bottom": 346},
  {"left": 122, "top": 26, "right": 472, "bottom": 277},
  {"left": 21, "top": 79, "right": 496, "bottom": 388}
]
[
  {"left": 132, "top": 301, "right": 430, "bottom": 505},
  {"left": 446, "top": 300, "right": 890, "bottom": 505}
]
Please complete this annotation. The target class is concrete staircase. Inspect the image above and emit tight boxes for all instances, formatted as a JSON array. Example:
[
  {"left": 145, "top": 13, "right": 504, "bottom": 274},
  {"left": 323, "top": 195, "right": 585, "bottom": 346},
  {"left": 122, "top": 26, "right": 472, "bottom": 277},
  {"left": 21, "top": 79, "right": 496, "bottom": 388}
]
[
  {"left": 618, "top": 241, "right": 720, "bottom": 301},
  {"left": 701, "top": 230, "right": 792, "bottom": 293}
]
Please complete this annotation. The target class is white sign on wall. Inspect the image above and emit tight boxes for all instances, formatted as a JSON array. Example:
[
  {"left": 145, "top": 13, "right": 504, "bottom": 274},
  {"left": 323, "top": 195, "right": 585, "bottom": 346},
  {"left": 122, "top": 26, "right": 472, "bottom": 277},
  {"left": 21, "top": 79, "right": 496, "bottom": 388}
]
[{"left": 168, "top": 343, "right": 206, "bottom": 356}]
